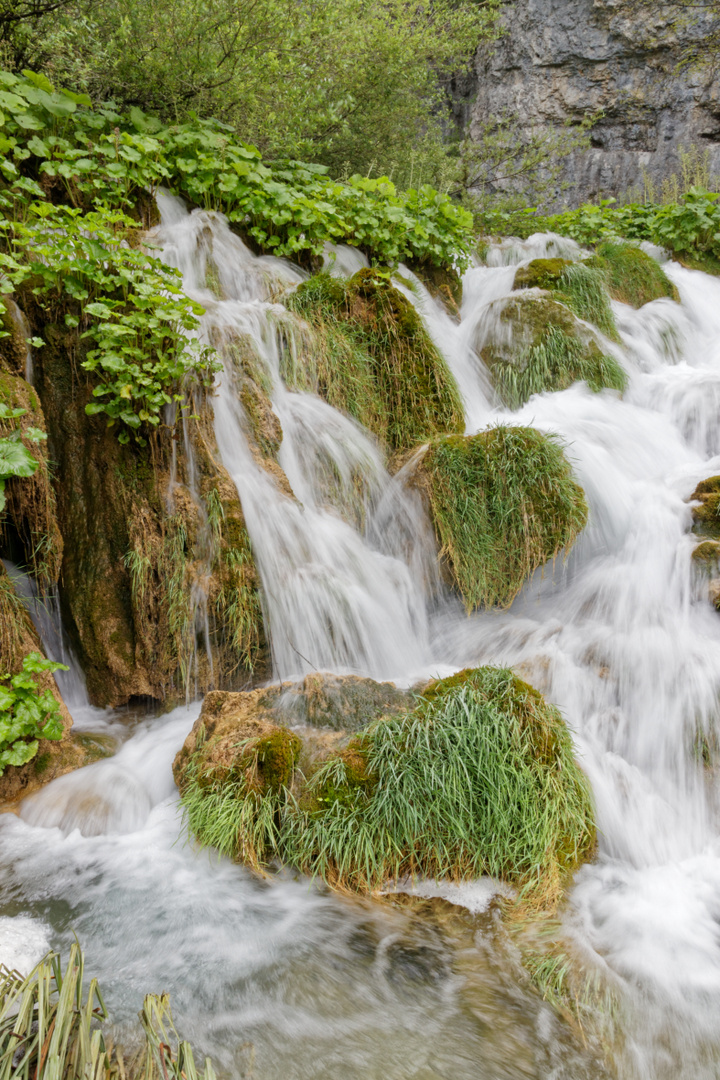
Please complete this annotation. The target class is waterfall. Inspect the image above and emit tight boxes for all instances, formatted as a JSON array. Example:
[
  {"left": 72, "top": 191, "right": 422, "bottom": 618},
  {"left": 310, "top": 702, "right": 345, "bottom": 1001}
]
[
  {"left": 156, "top": 195, "right": 437, "bottom": 682},
  {"left": 6, "top": 201, "right": 720, "bottom": 1078}
]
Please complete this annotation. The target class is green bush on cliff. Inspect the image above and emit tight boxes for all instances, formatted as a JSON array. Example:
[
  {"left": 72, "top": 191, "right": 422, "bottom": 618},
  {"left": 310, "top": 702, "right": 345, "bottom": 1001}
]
[
  {"left": 481, "top": 294, "right": 627, "bottom": 408},
  {"left": 1, "top": 203, "right": 219, "bottom": 443},
  {"left": 0, "top": 69, "right": 474, "bottom": 271},
  {"left": 285, "top": 269, "right": 464, "bottom": 453},
  {"left": 0, "top": 651, "right": 67, "bottom": 774},
  {"left": 180, "top": 667, "right": 595, "bottom": 903},
  {"left": 418, "top": 427, "right": 588, "bottom": 611}
]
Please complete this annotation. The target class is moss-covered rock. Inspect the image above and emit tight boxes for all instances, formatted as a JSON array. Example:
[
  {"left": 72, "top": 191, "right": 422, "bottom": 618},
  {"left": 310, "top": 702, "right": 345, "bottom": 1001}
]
[
  {"left": 514, "top": 259, "right": 619, "bottom": 341},
  {"left": 285, "top": 269, "right": 464, "bottom": 454},
  {"left": 690, "top": 476, "right": 720, "bottom": 539},
  {"left": 406, "top": 427, "right": 588, "bottom": 611},
  {"left": 15, "top": 303, "right": 267, "bottom": 707},
  {"left": 590, "top": 242, "right": 680, "bottom": 308},
  {"left": 480, "top": 293, "right": 626, "bottom": 408},
  {"left": 513, "top": 259, "right": 573, "bottom": 292},
  {"left": 177, "top": 667, "right": 595, "bottom": 907}
]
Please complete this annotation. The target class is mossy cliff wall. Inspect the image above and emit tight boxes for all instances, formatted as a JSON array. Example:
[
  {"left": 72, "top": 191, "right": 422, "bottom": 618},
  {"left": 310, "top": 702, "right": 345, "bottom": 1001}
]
[{"left": 3, "top": 300, "right": 267, "bottom": 708}]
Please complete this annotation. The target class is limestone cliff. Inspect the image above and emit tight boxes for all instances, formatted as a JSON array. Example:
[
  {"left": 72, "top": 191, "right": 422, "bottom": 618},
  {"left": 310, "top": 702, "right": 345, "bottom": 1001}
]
[{"left": 470, "top": 0, "right": 720, "bottom": 205}]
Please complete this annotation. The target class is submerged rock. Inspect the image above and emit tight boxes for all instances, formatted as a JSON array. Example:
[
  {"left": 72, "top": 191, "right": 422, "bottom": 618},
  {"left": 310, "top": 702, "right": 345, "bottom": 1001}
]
[
  {"left": 176, "top": 667, "right": 595, "bottom": 907},
  {"left": 479, "top": 292, "right": 626, "bottom": 408},
  {"left": 403, "top": 427, "right": 588, "bottom": 612}
]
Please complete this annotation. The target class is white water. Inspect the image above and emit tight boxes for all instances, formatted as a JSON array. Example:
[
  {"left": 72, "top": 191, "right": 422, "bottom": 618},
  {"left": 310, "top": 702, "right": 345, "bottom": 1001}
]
[{"left": 3, "top": 208, "right": 720, "bottom": 1076}]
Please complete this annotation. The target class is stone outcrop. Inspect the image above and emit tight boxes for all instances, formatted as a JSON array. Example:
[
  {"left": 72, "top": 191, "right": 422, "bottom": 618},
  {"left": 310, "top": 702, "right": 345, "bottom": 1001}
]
[{"left": 470, "top": 0, "right": 720, "bottom": 205}]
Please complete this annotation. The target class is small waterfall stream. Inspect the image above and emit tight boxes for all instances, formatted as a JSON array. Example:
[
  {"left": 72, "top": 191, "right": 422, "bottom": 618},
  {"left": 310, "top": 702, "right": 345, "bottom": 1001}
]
[{"left": 2, "top": 199, "right": 720, "bottom": 1077}]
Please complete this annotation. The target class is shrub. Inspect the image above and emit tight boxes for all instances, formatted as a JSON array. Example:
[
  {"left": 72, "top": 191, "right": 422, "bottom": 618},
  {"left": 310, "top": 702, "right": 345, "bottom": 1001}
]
[
  {"left": 417, "top": 427, "right": 588, "bottom": 611},
  {"left": 0, "top": 69, "right": 474, "bottom": 271},
  {"left": 1, "top": 204, "right": 219, "bottom": 444},
  {"left": 0, "top": 651, "right": 67, "bottom": 774}
]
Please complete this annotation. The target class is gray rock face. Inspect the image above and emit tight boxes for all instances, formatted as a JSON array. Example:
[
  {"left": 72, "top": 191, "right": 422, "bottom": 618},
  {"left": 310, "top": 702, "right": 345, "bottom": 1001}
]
[{"left": 470, "top": 0, "right": 720, "bottom": 206}]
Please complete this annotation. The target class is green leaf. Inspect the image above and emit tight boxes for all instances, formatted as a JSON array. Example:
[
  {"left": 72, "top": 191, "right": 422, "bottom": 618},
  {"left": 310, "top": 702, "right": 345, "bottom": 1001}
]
[{"left": 0, "top": 437, "right": 38, "bottom": 481}]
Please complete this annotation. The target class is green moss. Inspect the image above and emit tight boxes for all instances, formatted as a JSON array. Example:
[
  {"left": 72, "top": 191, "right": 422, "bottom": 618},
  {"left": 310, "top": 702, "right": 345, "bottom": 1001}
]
[
  {"left": 180, "top": 666, "right": 595, "bottom": 904},
  {"left": 591, "top": 243, "right": 680, "bottom": 308},
  {"left": 514, "top": 259, "right": 573, "bottom": 291},
  {"left": 482, "top": 294, "right": 626, "bottom": 408},
  {"left": 691, "top": 477, "right": 720, "bottom": 539},
  {"left": 419, "top": 427, "right": 588, "bottom": 611},
  {"left": 692, "top": 540, "right": 720, "bottom": 565},
  {"left": 255, "top": 729, "right": 302, "bottom": 790},
  {"left": 286, "top": 269, "right": 464, "bottom": 454}
]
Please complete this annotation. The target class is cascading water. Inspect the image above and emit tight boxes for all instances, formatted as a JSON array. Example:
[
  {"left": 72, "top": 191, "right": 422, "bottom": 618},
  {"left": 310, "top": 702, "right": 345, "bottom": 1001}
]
[{"left": 3, "top": 200, "right": 720, "bottom": 1077}]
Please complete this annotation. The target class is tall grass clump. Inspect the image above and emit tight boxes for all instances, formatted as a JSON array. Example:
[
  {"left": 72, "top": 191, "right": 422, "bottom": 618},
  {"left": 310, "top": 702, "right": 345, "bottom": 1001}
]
[
  {"left": 285, "top": 269, "right": 464, "bottom": 453},
  {"left": 514, "top": 257, "right": 619, "bottom": 340},
  {"left": 590, "top": 243, "right": 680, "bottom": 308},
  {"left": 180, "top": 667, "right": 595, "bottom": 907},
  {"left": 418, "top": 427, "right": 588, "bottom": 611},
  {"left": 0, "top": 944, "right": 216, "bottom": 1080},
  {"left": 481, "top": 295, "right": 626, "bottom": 409}
]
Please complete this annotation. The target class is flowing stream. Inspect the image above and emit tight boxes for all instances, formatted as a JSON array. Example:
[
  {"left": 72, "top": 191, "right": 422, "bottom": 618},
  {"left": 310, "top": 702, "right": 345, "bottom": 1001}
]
[{"left": 2, "top": 201, "right": 720, "bottom": 1078}]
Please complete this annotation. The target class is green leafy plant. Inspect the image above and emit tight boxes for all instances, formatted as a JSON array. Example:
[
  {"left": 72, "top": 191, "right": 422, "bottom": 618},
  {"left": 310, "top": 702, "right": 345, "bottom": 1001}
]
[
  {"left": 0, "top": 650, "right": 67, "bottom": 774},
  {"left": 0, "top": 202, "right": 219, "bottom": 443},
  {"left": 0, "top": 401, "right": 44, "bottom": 511},
  {"left": 0, "top": 69, "right": 475, "bottom": 271}
]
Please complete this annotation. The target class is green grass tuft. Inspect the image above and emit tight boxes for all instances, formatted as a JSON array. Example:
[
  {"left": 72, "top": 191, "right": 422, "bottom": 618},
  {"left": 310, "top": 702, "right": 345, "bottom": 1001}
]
[
  {"left": 419, "top": 427, "right": 588, "bottom": 611},
  {"left": 180, "top": 667, "right": 595, "bottom": 905},
  {"left": 285, "top": 269, "right": 464, "bottom": 454},
  {"left": 482, "top": 294, "right": 626, "bottom": 409},
  {"left": 590, "top": 242, "right": 680, "bottom": 308}
]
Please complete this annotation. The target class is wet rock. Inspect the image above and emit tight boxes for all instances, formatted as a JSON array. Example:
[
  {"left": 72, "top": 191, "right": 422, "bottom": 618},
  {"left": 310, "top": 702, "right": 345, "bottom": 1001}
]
[
  {"left": 690, "top": 477, "right": 720, "bottom": 540},
  {"left": 172, "top": 673, "right": 412, "bottom": 790}
]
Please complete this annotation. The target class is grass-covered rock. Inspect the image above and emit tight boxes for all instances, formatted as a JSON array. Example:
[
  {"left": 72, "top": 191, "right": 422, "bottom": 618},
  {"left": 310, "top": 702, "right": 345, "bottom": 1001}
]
[
  {"left": 690, "top": 476, "right": 720, "bottom": 539},
  {"left": 480, "top": 293, "right": 627, "bottom": 408},
  {"left": 177, "top": 667, "right": 595, "bottom": 906},
  {"left": 513, "top": 258, "right": 619, "bottom": 341},
  {"left": 590, "top": 242, "right": 680, "bottom": 308},
  {"left": 285, "top": 269, "right": 464, "bottom": 453},
  {"left": 409, "top": 427, "right": 588, "bottom": 611}
]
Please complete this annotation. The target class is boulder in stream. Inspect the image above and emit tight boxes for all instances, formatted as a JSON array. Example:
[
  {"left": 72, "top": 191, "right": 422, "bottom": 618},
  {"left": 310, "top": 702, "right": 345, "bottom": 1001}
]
[
  {"left": 175, "top": 667, "right": 596, "bottom": 907},
  {"left": 401, "top": 426, "right": 588, "bottom": 612},
  {"left": 478, "top": 291, "right": 626, "bottom": 408}
]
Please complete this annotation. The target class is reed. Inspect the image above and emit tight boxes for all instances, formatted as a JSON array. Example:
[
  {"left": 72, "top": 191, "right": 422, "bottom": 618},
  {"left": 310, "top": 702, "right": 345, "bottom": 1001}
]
[{"left": 0, "top": 944, "right": 216, "bottom": 1080}]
